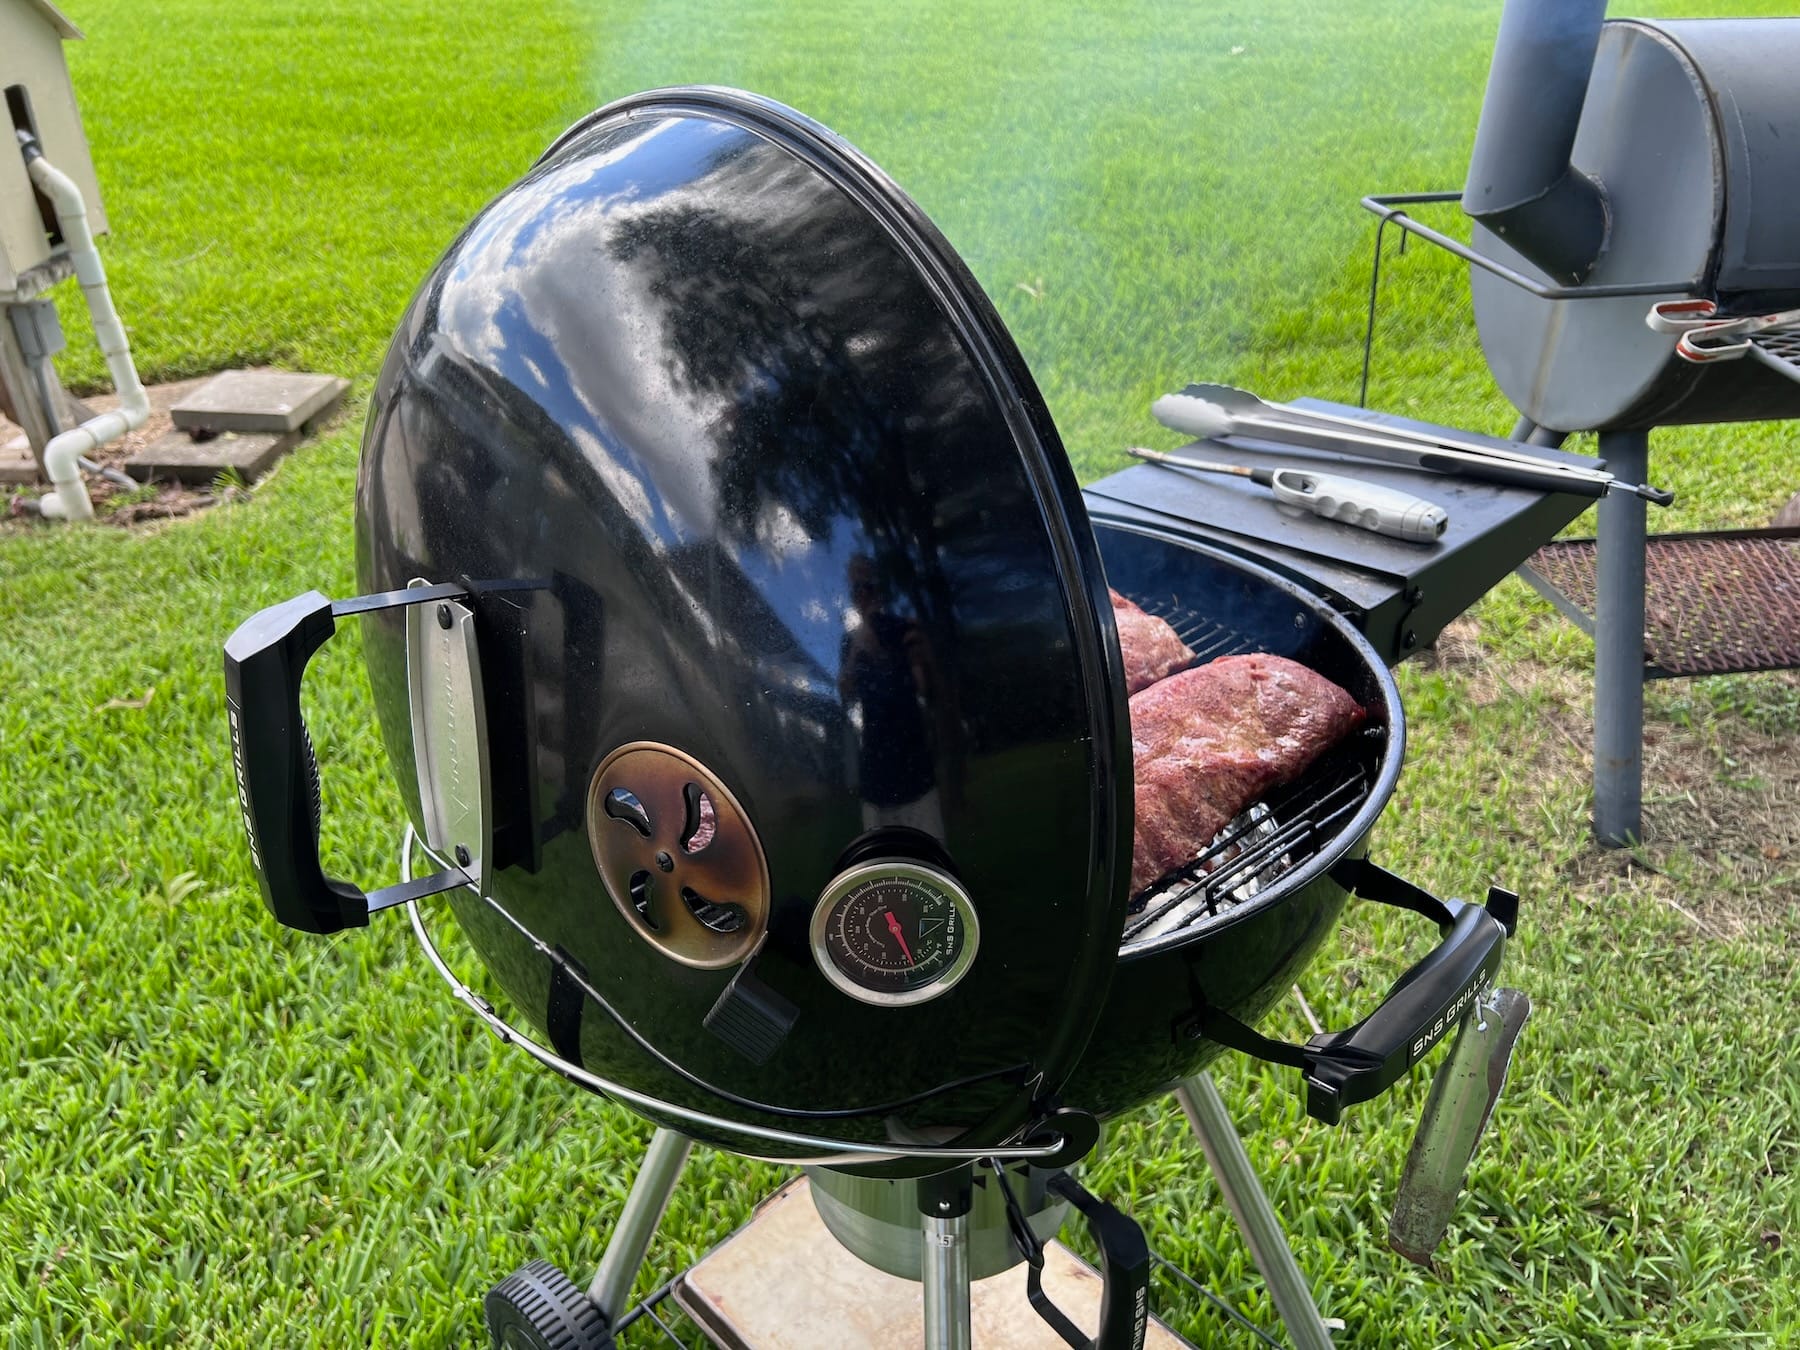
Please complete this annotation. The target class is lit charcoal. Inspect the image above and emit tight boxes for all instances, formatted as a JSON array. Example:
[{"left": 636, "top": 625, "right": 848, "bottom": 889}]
[{"left": 1123, "top": 804, "right": 1291, "bottom": 944}]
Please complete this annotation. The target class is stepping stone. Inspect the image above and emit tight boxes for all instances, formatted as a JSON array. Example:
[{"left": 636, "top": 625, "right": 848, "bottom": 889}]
[
  {"left": 0, "top": 434, "right": 38, "bottom": 485},
  {"left": 123, "top": 427, "right": 300, "bottom": 486},
  {"left": 170, "top": 369, "right": 349, "bottom": 435}
]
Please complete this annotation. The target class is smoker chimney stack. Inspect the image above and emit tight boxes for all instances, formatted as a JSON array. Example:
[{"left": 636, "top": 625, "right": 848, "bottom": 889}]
[{"left": 1462, "top": 0, "right": 1610, "bottom": 286}]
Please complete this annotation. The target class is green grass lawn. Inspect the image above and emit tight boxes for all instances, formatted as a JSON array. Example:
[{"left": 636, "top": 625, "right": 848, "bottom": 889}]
[{"left": 3, "top": 1, "right": 1798, "bottom": 1345}]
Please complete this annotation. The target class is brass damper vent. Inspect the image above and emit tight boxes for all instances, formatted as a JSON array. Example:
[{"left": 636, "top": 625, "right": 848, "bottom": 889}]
[{"left": 587, "top": 742, "right": 771, "bottom": 968}]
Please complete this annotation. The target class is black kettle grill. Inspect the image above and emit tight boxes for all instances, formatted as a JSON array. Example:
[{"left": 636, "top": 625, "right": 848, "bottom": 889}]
[{"left": 224, "top": 88, "right": 1523, "bottom": 1345}]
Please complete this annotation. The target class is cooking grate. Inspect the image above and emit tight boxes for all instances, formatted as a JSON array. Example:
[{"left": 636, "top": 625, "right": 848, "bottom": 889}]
[
  {"left": 1152, "top": 604, "right": 1247, "bottom": 667},
  {"left": 1522, "top": 529, "right": 1800, "bottom": 678},
  {"left": 1120, "top": 596, "right": 1374, "bottom": 949},
  {"left": 1751, "top": 328, "right": 1800, "bottom": 386}
]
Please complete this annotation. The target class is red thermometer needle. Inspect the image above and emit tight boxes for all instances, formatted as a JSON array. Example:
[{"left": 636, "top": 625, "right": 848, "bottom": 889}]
[{"left": 884, "top": 911, "right": 915, "bottom": 966}]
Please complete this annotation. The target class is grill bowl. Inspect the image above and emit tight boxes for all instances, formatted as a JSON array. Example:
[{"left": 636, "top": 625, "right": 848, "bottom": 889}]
[{"left": 1065, "top": 519, "right": 1403, "bottom": 1113}]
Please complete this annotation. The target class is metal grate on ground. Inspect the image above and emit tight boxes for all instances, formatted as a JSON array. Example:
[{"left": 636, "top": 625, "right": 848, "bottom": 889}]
[{"left": 1520, "top": 528, "right": 1800, "bottom": 678}]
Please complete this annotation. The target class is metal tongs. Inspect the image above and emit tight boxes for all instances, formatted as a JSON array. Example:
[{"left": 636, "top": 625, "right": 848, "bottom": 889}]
[
  {"left": 1646, "top": 298, "right": 1800, "bottom": 365},
  {"left": 1153, "top": 384, "right": 1675, "bottom": 506}
]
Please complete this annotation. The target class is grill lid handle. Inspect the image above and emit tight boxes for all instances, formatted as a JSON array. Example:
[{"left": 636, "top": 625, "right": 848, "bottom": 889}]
[
  {"left": 1192, "top": 864, "right": 1516, "bottom": 1126},
  {"left": 223, "top": 585, "right": 473, "bottom": 934}
]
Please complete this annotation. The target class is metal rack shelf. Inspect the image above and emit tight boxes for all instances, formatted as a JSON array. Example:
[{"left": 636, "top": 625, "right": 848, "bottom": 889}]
[{"left": 1520, "top": 528, "right": 1800, "bottom": 679}]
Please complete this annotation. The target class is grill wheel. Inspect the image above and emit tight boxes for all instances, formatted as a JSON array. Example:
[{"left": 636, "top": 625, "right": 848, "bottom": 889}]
[{"left": 483, "top": 1260, "right": 612, "bottom": 1350}]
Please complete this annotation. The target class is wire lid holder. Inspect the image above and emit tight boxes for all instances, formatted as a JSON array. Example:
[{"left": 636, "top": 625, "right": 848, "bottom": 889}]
[{"left": 398, "top": 825, "right": 1086, "bottom": 1168}]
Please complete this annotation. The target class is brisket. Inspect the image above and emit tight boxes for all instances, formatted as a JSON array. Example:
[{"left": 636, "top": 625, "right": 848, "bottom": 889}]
[
  {"left": 1130, "top": 654, "right": 1365, "bottom": 895},
  {"left": 1110, "top": 589, "right": 1195, "bottom": 694}
]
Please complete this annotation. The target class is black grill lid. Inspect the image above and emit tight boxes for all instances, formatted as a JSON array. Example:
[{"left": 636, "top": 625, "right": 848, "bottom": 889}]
[{"left": 354, "top": 88, "right": 1133, "bottom": 1155}]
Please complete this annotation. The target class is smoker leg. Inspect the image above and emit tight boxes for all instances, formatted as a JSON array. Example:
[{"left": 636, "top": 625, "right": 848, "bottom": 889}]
[
  {"left": 1176, "top": 1074, "right": 1335, "bottom": 1350},
  {"left": 1508, "top": 414, "right": 1570, "bottom": 450},
  {"left": 919, "top": 1168, "right": 973, "bottom": 1350},
  {"left": 587, "top": 1127, "right": 694, "bottom": 1322},
  {"left": 1593, "top": 428, "right": 1650, "bottom": 847}
]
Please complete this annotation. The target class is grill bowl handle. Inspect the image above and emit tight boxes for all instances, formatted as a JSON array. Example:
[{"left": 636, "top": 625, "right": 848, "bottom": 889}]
[
  {"left": 1299, "top": 886, "right": 1513, "bottom": 1125},
  {"left": 223, "top": 586, "right": 470, "bottom": 934},
  {"left": 1194, "top": 863, "right": 1517, "bottom": 1125}
]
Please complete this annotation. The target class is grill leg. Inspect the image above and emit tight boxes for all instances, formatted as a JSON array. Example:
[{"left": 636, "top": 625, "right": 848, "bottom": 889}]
[
  {"left": 1593, "top": 428, "right": 1650, "bottom": 847},
  {"left": 919, "top": 1167, "right": 973, "bottom": 1350},
  {"left": 588, "top": 1127, "right": 693, "bottom": 1322},
  {"left": 1176, "top": 1073, "right": 1335, "bottom": 1349}
]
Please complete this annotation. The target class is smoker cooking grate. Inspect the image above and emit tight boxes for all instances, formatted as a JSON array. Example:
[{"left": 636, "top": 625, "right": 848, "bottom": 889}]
[
  {"left": 1522, "top": 530, "right": 1800, "bottom": 677},
  {"left": 1752, "top": 328, "right": 1800, "bottom": 387},
  {"left": 1120, "top": 596, "right": 1374, "bottom": 949}
]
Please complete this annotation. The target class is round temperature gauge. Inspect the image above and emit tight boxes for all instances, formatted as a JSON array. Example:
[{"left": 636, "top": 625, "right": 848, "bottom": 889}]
[{"left": 809, "top": 860, "right": 979, "bottom": 1007}]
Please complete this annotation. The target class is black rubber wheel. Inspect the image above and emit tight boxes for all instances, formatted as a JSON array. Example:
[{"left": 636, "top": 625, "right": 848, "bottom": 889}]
[{"left": 483, "top": 1260, "right": 613, "bottom": 1350}]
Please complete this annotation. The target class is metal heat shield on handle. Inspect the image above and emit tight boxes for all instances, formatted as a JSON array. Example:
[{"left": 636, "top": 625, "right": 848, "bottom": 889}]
[
  {"left": 405, "top": 579, "right": 492, "bottom": 890},
  {"left": 1389, "top": 986, "right": 1531, "bottom": 1267}
]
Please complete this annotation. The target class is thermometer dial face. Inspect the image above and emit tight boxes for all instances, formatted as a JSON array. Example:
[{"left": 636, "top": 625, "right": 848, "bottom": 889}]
[{"left": 809, "top": 861, "right": 979, "bottom": 1006}]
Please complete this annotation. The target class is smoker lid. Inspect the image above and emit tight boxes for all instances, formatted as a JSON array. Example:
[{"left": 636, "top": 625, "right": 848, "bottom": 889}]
[
  {"left": 1649, "top": 19, "right": 1800, "bottom": 299},
  {"left": 356, "top": 88, "right": 1135, "bottom": 1154}
]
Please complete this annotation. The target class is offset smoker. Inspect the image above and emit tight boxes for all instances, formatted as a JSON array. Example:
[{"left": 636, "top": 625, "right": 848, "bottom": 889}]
[
  {"left": 1366, "top": 1, "right": 1800, "bottom": 845},
  {"left": 1462, "top": 3, "right": 1800, "bottom": 430},
  {"left": 227, "top": 89, "right": 1526, "bottom": 1349}
]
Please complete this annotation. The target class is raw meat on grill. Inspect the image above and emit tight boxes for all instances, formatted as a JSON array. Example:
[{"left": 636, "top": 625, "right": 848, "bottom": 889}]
[
  {"left": 1110, "top": 589, "right": 1196, "bottom": 694},
  {"left": 1130, "top": 654, "right": 1365, "bottom": 895}
]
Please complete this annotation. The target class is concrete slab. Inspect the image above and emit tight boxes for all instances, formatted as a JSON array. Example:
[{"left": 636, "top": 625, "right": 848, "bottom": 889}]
[
  {"left": 123, "top": 427, "right": 300, "bottom": 485},
  {"left": 171, "top": 369, "right": 349, "bottom": 434},
  {"left": 0, "top": 434, "right": 37, "bottom": 485},
  {"left": 674, "top": 1178, "right": 1189, "bottom": 1350},
  {"left": 1, "top": 374, "right": 213, "bottom": 484}
]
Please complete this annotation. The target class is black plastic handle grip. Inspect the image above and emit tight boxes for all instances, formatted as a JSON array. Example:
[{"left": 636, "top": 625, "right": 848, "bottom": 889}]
[
  {"left": 1024, "top": 1172, "right": 1151, "bottom": 1350},
  {"left": 224, "top": 591, "right": 367, "bottom": 934},
  {"left": 1300, "top": 892, "right": 1510, "bottom": 1124},
  {"left": 1192, "top": 860, "right": 1516, "bottom": 1125},
  {"left": 224, "top": 585, "right": 470, "bottom": 935},
  {"left": 1050, "top": 1173, "right": 1151, "bottom": 1350}
]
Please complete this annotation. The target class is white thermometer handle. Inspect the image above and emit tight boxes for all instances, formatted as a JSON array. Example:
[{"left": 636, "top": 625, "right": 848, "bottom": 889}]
[{"left": 1268, "top": 468, "right": 1448, "bottom": 543}]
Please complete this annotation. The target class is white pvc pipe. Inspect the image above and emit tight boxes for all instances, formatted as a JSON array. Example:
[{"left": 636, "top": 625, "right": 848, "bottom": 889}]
[{"left": 26, "top": 151, "right": 148, "bottom": 522}]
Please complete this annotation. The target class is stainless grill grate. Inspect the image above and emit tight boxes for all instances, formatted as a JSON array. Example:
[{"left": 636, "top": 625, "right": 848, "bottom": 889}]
[
  {"left": 1148, "top": 600, "right": 1247, "bottom": 665},
  {"left": 1121, "top": 595, "right": 1373, "bottom": 949}
]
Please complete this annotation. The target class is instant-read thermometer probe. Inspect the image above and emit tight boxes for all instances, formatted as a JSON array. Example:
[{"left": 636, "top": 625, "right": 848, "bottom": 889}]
[{"left": 1126, "top": 445, "right": 1449, "bottom": 544}]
